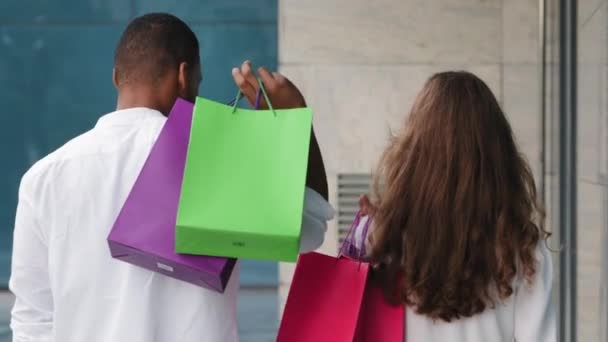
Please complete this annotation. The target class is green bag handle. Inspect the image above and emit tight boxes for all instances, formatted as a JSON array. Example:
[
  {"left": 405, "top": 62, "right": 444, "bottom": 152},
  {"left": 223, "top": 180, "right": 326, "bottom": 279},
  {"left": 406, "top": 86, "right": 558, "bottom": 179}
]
[{"left": 231, "top": 78, "right": 276, "bottom": 116}]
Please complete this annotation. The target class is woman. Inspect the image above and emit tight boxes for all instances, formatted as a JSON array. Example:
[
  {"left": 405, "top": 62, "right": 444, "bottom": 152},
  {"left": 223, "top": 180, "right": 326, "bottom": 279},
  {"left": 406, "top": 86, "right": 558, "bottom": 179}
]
[{"left": 355, "top": 71, "right": 556, "bottom": 341}]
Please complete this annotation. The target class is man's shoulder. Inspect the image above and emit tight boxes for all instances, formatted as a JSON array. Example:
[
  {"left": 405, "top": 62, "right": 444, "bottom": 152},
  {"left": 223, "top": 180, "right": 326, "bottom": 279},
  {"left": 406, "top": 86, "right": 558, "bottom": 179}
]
[
  {"left": 20, "top": 108, "right": 165, "bottom": 192},
  {"left": 20, "top": 127, "right": 99, "bottom": 190}
]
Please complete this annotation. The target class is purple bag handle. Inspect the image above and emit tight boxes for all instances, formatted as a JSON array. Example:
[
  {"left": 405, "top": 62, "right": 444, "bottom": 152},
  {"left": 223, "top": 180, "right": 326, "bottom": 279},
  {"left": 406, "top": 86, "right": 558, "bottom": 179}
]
[
  {"left": 338, "top": 211, "right": 361, "bottom": 257},
  {"left": 339, "top": 211, "right": 373, "bottom": 261},
  {"left": 360, "top": 214, "right": 372, "bottom": 256},
  {"left": 254, "top": 88, "right": 262, "bottom": 109},
  {"left": 227, "top": 79, "right": 267, "bottom": 111}
]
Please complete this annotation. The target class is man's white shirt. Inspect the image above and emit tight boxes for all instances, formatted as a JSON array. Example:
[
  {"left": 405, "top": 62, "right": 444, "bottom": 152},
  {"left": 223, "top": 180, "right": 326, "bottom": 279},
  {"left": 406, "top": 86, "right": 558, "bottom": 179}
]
[{"left": 10, "top": 107, "right": 335, "bottom": 342}]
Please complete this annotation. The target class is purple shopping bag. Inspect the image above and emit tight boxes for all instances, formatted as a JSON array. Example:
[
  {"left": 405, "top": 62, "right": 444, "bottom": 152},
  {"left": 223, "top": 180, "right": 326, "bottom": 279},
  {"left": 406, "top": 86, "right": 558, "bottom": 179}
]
[{"left": 108, "top": 98, "right": 237, "bottom": 292}]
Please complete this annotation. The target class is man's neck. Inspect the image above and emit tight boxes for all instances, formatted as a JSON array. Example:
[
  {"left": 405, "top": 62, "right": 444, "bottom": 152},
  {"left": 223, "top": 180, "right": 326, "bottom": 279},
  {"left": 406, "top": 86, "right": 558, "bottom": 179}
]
[{"left": 116, "top": 88, "right": 171, "bottom": 115}]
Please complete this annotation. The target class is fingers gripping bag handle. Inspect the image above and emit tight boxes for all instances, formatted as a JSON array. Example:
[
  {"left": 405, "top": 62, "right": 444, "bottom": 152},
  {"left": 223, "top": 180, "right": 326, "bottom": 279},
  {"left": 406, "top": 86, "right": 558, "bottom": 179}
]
[{"left": 228, "top": 78, "right": 275, "bottom": 114}]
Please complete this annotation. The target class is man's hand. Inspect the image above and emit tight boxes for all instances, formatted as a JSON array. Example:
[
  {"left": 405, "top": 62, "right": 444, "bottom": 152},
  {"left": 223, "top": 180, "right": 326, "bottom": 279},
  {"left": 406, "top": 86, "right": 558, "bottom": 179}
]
[
  {"left": 232, "top": 60, "right": 328, "bottom": 200},
  {"left": 232, "top": 60, "right": 306, "bottom": 109}
]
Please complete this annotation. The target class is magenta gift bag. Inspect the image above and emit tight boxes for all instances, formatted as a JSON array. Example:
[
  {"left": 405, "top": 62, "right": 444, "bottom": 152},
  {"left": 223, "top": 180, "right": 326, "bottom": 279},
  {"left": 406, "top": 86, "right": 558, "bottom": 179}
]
[
  {"left": 349, "top": 213, "right": 405, "bottom": 341},
  {"left": 107, "top": 98, "right": 237, "bottom": 292},
  {"left": 277, "top": 252, "right": 369, "bottom": 342},
  {"left": 278, "top": 212, "right": 405, "bottom": 341},
  {"left": 354, "top": 281, "right": 405, "bottom": 342},
  {"left": 277, "top": 213, "right": 370, "bottom": 342}
]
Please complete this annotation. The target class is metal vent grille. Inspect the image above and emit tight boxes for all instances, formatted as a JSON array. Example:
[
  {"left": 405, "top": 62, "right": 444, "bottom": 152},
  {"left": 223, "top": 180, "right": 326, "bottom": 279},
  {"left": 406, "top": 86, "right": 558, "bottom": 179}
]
[{"left": 337, "top": 173, "right": 372, "bottom": 246}]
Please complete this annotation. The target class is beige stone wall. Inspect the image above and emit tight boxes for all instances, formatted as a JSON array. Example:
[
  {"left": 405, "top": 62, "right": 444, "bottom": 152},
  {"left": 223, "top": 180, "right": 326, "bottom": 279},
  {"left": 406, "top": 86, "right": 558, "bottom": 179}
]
[
  {"left": 576, "top": 1, "right": 608, "bottom": 341},
  {"left": 277, "top": 1, "right": 608, "bottom": 340}
]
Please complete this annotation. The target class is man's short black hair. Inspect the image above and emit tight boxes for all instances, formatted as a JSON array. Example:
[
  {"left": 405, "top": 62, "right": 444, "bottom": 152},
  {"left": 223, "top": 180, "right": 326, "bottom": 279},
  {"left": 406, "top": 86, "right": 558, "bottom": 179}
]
[{"left": 114, "top": 13, "right": 200, "bottom": 86}]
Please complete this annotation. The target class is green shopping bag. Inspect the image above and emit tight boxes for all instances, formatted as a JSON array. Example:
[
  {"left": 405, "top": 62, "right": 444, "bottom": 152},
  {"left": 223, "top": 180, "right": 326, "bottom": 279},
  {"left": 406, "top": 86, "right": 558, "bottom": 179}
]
[{"left": 175, "top": 80, "right": 313, "bottom": 261}]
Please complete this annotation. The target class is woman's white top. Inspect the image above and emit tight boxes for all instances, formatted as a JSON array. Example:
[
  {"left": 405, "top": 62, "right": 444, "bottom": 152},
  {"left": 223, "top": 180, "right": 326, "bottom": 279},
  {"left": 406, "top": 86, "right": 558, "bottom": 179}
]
[{"left": 351, "top": 215, "right": 557, "bottom": 342}]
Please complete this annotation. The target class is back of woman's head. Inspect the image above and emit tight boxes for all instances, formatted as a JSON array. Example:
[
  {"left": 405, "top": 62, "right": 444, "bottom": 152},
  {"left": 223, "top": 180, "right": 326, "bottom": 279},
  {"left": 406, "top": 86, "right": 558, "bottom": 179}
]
[{"left": 370, "top": 71, "right": 548, "bottom": 322}]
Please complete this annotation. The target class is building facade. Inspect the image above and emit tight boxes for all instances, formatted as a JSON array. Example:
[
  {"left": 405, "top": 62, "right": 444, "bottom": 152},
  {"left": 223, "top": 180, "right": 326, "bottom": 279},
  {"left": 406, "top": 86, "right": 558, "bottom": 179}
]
[{"left": 277, "top": 1, "right": 607, "bottom": 341}]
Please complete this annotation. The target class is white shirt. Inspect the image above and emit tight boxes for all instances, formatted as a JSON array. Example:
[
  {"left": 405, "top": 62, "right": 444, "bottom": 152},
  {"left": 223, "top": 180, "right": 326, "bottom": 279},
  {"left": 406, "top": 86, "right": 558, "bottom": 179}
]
[
  {"left": 351, "top": 216, "right": 557, "bottom": 342},
  {"left": 10, "top": 107, "right": 335, "bottom": 342}
]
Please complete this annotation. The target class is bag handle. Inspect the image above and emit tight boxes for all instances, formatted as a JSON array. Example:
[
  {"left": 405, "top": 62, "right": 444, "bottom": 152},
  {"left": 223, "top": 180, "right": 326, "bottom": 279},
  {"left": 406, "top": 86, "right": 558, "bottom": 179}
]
[
  {"left": 338, "top": 211, "right": 360, "bottom": 258},
  {"left": 338, "top": 211, "right": 372, "bottom": 261},
  {"left": 359, "top": 214, "right": 372, "bottom": 256},
  {"left": 229, "top": 90, "right": 262, "bottom": 108},
  {"left": 229, "top": 78, "right": 276, "bottom": 116}
]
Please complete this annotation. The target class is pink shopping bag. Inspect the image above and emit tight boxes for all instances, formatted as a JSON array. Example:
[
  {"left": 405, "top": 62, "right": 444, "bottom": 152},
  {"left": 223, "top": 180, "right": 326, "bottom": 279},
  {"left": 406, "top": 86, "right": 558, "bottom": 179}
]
[
  {"left": 354, "top": 279, "right": 405, "bottom": 342},
  {"left": 278, "top": 211, "right": 405, "bottom": 341},
  {"left": 277, "top": 252, "right": 369, "bottom": 342},
  {"left": 347, "top": 212, "right": 405, "bottom": 342},
  {"left": 277, "top": 213, "right": 370, "bottom": 341}
]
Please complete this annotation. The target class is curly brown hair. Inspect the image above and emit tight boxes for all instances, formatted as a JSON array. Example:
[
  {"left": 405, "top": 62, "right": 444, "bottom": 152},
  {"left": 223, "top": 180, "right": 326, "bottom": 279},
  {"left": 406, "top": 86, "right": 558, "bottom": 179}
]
[{"left": 369, "top": 71, "right": 550, "bottom": 322}]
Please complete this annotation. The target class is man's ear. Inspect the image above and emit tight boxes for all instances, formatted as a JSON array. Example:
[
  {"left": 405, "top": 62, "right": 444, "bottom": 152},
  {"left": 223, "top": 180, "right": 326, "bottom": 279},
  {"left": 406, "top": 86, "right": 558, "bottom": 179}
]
[
  {"left": 177, "top": 62, "right": 189, "bottom": 95},
  {"left": 112, "top": 67, "right": 119, "bottom": 88},
  {"left": 178, "top": 62, "right": 200, "bottom": 102}
]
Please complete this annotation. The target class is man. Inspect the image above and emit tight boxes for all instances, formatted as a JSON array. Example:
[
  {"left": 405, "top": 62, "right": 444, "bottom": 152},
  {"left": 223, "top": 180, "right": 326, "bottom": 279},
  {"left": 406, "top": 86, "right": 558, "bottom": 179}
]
[{"left": 10, "top": 13, "right": 332, "bottom": 342}]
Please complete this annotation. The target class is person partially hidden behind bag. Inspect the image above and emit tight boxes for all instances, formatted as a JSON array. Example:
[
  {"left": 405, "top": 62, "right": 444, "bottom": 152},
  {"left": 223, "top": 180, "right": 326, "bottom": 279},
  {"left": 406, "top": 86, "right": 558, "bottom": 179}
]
[
  {"left": 349, "top": 71, "right": 556, "bottom": 341},
  {"left": 10, "top": 13, "right": 333, "bottom": 342}
]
